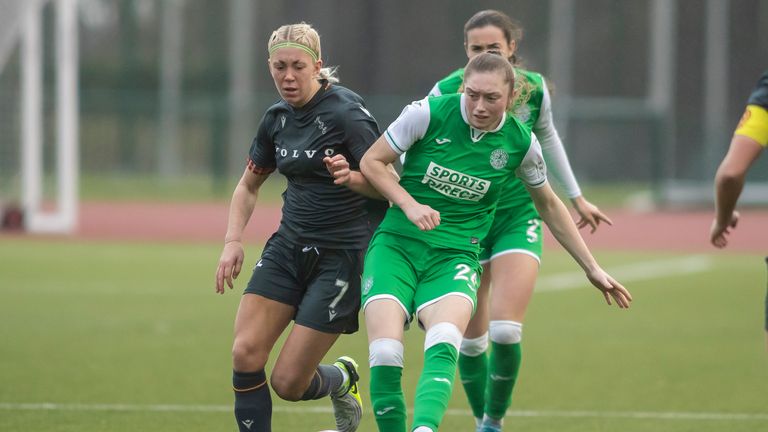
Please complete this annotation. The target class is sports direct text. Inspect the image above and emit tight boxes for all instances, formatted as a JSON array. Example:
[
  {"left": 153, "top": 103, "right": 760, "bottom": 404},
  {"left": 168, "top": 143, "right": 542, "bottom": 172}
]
[{"left": 421, "top": 162, "right": 491, "bottom": 201}]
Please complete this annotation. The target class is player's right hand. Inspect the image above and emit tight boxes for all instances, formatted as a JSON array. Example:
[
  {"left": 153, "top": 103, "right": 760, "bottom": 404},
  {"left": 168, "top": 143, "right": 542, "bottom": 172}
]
[
  {"left": 402, "top": 202, "right": 441, "bottom": 231},
  {"left": 585, "top": 267, "right": 632, "bottom": 309},
  {"left": 216, "top": 241, "right": 244, "bottom": 294},
  {"left": 323, "top": 154, "right": 352, "bottom": 185}
]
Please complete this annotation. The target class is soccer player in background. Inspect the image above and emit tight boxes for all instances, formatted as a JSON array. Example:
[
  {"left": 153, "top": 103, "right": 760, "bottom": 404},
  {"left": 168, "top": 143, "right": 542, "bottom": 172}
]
[
  {"left": 710, "top": 70, "right": 768, "bottom": 347},
  {"left": 357, "top": 52, "right": 632, "bottom": 432},
  {"left": 214, "top": 22, "right": 386, "bottom": 432},
  {"left": 426, "top": 10, "right": 612, "bottom": 431}
]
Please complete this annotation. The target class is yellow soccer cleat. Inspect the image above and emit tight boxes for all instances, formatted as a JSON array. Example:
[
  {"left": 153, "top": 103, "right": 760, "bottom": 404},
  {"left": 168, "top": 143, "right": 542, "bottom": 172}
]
[{"left": 331, "top": 356, "right": 363, "bottom": 432}]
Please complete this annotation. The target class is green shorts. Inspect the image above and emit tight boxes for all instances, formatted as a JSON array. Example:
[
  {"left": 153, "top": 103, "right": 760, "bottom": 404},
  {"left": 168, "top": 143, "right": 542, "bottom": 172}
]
[
  {"left": 479, "top": 200, "right": 542, "bottom": 264},
  {"left": 361, "top": 232, "right": 481, "bottom": 322}
]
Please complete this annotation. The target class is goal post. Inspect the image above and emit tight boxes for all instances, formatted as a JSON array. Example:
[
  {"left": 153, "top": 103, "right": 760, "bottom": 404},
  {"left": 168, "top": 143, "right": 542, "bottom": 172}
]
[{"left": 16, "top": 0, "right": 79, "bottom": 234}]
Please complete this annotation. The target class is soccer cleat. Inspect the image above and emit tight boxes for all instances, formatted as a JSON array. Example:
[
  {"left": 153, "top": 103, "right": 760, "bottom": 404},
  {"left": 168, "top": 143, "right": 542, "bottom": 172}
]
[
  {"left": 331, "top": 356, "right": 363, "bottom": 432},
  {"left": 478, "top": 418, "right": 503, "bottom": 432}
]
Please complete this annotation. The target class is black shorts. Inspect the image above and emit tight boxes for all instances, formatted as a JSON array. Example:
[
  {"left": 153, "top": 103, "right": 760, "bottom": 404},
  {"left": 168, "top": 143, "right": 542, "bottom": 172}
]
[{"left": 245, "top": 233, "right": 363, "bottom": 334}]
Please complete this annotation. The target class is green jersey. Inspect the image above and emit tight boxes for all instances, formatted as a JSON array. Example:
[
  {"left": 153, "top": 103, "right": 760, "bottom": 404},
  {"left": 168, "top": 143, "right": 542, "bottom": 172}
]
[
  {"left": 429, "top": 67, "right": 582, "bottom": 206},
  {"left": 379, "top": 93, "right": 547, "bottom": 252}
]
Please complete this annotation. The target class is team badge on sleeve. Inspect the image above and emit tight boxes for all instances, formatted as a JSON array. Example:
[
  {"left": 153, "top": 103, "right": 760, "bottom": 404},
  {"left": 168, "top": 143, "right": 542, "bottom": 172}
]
[{"left": 513, "top": 104, "right": 531, "bottom": 123}]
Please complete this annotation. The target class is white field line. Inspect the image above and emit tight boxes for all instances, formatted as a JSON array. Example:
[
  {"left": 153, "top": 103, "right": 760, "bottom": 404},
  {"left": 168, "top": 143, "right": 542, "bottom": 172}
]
[
  {"left": 1, "top": 402, "right": 767, "bottom": 422},
  {"left": 536, "top": 255, "right": 713, "bottom": 292}
]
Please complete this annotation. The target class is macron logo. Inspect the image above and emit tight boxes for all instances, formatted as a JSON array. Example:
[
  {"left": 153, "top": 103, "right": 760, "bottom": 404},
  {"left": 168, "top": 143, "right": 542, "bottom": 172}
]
[
  {"left": 435, "top": 138, "right": 451, "bottom": 144},
  {"left": 241, "top": 419, "right": 254, "bottom": 429}
]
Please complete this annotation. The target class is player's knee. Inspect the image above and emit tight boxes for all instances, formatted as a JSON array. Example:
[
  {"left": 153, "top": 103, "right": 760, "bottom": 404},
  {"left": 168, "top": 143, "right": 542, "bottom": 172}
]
[
  {"left": 369, "top": 338, "right": 405, "bottom": 368},
  {"left": 231, "top": 337, "right": 268, "bottom": 372},
  {"left": 269, "top": 369, "right": 305, "bottom": 401},
  {"left": 460, "top": 332, "right": 489, "bottom": 356},
  {"left": 489, "top": 320, "right": 523, "bottom": 344},
  {"left": 424, "top": 322, "right": 463, "bottom": 352}
]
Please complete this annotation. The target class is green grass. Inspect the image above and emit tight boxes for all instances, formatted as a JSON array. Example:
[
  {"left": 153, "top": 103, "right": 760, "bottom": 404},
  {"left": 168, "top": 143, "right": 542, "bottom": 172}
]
[{"left": 1, "top": 240, "right": 766, "bottom": 431}]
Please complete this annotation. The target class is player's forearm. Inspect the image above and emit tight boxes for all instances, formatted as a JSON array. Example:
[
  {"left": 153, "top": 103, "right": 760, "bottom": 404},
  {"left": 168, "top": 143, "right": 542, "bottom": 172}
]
[
  {"left": 343, "top": 170, "right": 388, "bottom": 200},
  {"left": 533, "top": 188, "right": 599, "bottom": 273},
  {"left": 361, "top": 158, "right": 416, "bottom": 209},
  {"left": 714, "top": 171, "right": 744, "bottom": 226},
  {"left": 224, "top": 183, "right": 259, "bottom": 244}
]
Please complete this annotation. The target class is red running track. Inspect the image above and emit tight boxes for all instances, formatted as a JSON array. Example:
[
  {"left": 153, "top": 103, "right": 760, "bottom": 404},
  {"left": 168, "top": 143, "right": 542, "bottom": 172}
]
[{"left": 3, "top": 201, "right": 767, "bottom": 253}]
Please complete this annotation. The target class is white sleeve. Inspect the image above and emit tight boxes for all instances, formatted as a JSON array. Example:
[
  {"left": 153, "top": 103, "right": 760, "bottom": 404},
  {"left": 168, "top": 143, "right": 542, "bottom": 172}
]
[
  {"left": 515, "top": 133, "right": 548, "bottom": 188},
  {"left": 428, "top": 82, "right": 442, "bottom": 97},
  {"left": 533, "top": 80, "right": 582, "bottom": 198},
  {"left": 385, "top": 98, "right": 430, "bottom": 155}
]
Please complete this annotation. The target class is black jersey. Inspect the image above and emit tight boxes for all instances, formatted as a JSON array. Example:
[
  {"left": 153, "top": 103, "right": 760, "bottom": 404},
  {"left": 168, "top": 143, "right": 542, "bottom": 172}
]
[
  {"left": 248, "top": 82, "right": 385, "bottom": 249},
  {"left": 747, "top": 71, "right": 768, "bottom": 108}
]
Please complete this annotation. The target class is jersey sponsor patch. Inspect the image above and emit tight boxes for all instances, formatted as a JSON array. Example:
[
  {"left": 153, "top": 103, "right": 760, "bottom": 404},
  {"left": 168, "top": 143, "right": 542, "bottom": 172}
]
[{"left": 421, "top": 161, "right": 491, "bottom": 201}]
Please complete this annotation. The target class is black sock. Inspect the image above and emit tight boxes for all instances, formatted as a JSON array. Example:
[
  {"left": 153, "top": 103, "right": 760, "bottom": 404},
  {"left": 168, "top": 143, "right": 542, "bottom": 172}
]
[
  {"left": 300, "top": 364, "right": 344, "bottom": 400},
  {"left": 233, "top": 369, "right": 272, "bottom": 432}
]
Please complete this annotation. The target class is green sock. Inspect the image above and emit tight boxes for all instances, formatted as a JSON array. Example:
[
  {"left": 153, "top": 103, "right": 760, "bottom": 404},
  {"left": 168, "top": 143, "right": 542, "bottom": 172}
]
[
  {"left": 458, "top": 350, "right": 488, "bottom": 420},
  {"left": 485, "top": 341, "right": 522, "bottom": 420},
  {"left": 370, "top": 365, "right": 407, "bottom": 432},
  {"left": 412, "top": 343, "right": 459, "bottom": 431}
]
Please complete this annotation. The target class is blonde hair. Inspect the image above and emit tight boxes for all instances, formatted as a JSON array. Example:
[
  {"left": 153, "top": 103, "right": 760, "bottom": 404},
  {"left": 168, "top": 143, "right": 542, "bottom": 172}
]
[
  {"left": 268, "top": 22, "right": 339, "bottom": 84},
  {"left": 511, "top": 71, "right": 535, "bottom": 113}
]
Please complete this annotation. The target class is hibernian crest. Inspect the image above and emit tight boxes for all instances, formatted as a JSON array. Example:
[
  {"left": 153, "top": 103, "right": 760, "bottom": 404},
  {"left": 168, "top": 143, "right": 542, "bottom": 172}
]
[
  {"left": 490, "top": 149, "right": 509, "bottom": 170},
  {"left": 363, "top": 276, "right": 374, "bottom": 295}
]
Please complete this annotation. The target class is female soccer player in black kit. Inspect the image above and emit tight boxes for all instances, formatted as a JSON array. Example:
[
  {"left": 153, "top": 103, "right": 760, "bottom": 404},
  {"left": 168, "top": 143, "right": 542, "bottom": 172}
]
[{"left": 215, "top": 22, "right": 386, "bottom": 432}]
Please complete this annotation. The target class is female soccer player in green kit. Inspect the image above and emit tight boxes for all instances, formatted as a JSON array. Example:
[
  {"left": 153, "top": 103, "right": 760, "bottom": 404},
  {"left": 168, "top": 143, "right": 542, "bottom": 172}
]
[
  {"left": 427, "top": 10, "right": 612, "bottom": 431},
  {"left": 356, "top": 52, "right": 632, "bottom": 432}
]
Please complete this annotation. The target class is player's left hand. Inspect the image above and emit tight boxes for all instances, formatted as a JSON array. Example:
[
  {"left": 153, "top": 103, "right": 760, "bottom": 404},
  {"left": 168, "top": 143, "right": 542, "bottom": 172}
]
[
  {"left": 323, "top": 155, "right": 352, "bottom": 185},
  {"left": 585, "top": 267, "right": 632, "bottom": 309},
  {"left": 710, "top": 210, "right": 740, "bottom": 248},
  {"left": 572, "top": 196, "right": 613, "bottom": 233}
]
